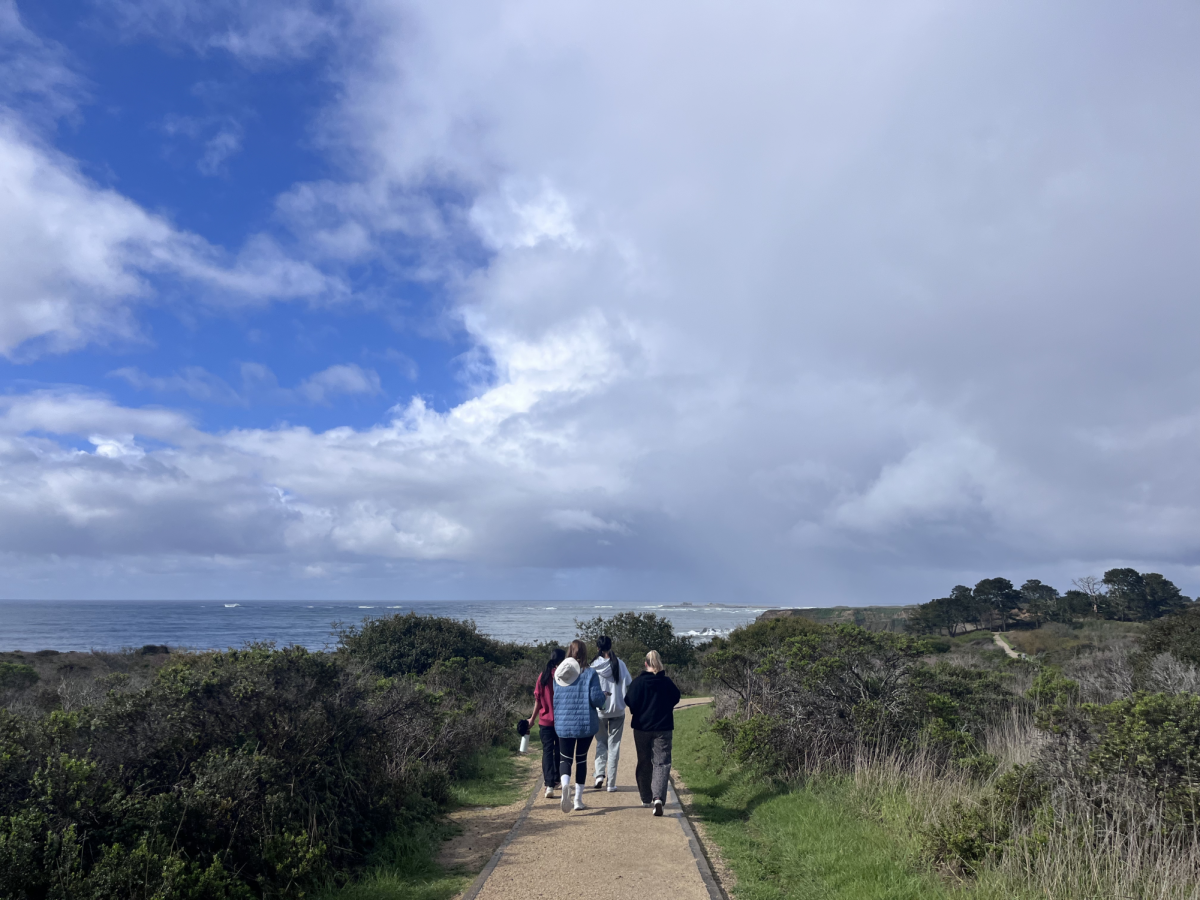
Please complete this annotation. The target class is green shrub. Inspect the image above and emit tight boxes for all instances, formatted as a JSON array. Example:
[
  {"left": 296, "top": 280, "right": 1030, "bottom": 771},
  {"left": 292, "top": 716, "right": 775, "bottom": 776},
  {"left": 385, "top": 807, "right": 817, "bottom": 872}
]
[
  {"left": 0, "top": 623, "right": 526, "bottom": 899},
  {"left": 0, "top": 663, "right": 38, "bottom": 694},
  {"left": 921, "top": 765, "right": 1052, "bottom": 872},
  {"left": 575, "top": 611, "right": 696, "bottom": 667},
  {"left": 1072, "top": 692, "right": 1200, "bottom": 826},
  {"left": 338, "top": 612, "right": 517, "bottom": 676},
  {"left": 1138, "top": 604, "right": 1200, "bottom": 667}
]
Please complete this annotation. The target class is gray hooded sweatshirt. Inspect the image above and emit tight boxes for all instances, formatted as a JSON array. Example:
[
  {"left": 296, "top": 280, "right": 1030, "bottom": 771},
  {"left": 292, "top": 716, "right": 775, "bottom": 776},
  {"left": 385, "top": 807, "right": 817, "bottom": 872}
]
[{"left": 590, "top": 655, "right": 633, "bottom": 719}]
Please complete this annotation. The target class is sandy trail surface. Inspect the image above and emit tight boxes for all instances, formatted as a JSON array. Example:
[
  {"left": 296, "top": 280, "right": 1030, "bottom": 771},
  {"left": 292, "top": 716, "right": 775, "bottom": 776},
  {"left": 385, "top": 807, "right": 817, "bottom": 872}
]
[{"left": 468, "top": 699, "right": 717, "bottom": 900}]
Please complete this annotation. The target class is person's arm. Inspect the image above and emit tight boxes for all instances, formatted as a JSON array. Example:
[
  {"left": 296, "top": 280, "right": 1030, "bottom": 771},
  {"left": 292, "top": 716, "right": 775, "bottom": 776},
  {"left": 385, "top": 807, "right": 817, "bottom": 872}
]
[
  {"left": 528, "top": 677, "right": 543, "bottom": 725},
  {"left": 667, "top": 676, "right": 681, "bottom": 708},
  {"left": 588, "top": 669, "right": 607, "bottom": 709},
  {"left": 624, "top": 675, "right": 642, "bottom": 714}
]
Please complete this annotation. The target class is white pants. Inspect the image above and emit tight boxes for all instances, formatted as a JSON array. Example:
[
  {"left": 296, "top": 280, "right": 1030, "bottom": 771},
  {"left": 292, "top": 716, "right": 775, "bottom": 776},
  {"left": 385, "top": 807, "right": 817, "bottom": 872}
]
[{"left": 594, "top": 716, "right": 624, "bottom": 782}]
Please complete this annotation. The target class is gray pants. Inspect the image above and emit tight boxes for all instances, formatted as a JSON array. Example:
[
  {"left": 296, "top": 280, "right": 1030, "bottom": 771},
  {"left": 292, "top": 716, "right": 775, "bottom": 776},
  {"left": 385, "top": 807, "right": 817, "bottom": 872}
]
[
  {"left": 594, "top": 717, "right": 624, "bottom": 783},
  {"left": 633, "top": 729, "right": 672, "bottom": 803}
]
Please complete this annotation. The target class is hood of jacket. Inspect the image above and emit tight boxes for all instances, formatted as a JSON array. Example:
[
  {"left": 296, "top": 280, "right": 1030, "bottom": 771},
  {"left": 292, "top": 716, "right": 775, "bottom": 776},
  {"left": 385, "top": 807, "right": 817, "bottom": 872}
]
[
  {"left": 554, "top": 657, "right": 581, "bottom": 687},
  {"left": 592, "top": 657, "right": 613, "bottom": 680}
]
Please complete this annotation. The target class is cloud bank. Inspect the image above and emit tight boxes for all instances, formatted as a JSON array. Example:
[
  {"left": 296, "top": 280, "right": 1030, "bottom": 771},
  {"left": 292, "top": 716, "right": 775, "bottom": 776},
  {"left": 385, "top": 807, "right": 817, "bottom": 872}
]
[{"left": 1, "top": 0, "right": 1198, "bottom": 601}]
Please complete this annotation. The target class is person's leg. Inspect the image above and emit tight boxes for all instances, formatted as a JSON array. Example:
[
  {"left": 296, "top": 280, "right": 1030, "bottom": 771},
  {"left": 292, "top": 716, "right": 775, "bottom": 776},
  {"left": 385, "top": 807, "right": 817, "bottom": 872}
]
[
  {"left": 606, "top": 717, "right": 624, "bottom": 789},
  {"left": 651, "top": 730, "right": 673, "bottom": 804},
  {"left": 593, "top": 719, "right": 610, "bottom": 783},
  {"left": 633, "top": 729, "right": 653, "bottom": 804},
  {"left": 558, "top": 736, "right": 577, "bottom": 812},
  {"left": 559, "top": 737, "right": 577, "bottom": 789},
  {"left": 540, "top": 724, "right": 558, "bottom": 789},
  {"left": 572, "top": 735, "right": 593, "bottom": 807}
]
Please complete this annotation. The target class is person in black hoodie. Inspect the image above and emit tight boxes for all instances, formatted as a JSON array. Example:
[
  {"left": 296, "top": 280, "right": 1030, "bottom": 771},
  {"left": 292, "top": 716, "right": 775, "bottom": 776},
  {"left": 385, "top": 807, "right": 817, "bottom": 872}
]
[{"left": 623, "top": 649, "right": 681, "bottom": 816}]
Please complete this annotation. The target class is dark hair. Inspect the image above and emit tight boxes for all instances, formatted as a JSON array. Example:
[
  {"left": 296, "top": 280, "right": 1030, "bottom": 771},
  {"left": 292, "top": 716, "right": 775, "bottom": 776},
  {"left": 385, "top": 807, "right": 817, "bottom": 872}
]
[
  {"left": 596, "top": 635, "right": 620, "bottom": 688},
  {"left": 540, "top": 647, "right": 566, "bottom": 689}
]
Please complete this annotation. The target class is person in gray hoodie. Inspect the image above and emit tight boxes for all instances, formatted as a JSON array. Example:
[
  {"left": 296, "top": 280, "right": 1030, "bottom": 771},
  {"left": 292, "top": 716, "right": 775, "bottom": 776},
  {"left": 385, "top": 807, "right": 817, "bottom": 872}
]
[
  {"left": 590, "top": 635, "right": 632, "bottom": 791},
  {"left": 552, "top": 640, "right": 607, "bottom": 812}
]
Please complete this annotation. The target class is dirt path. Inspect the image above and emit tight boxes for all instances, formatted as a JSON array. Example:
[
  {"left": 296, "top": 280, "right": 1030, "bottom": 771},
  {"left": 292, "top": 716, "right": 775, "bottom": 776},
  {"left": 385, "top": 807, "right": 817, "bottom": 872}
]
[
  {"left": 465, "top": 699, "right": 718, "bottom": 900},
  {"left": 440, "top": 756, "right": 538, "bottom": 875},
  {"left": 993, "top": 632, "right": 1022, "bottom": 659}
]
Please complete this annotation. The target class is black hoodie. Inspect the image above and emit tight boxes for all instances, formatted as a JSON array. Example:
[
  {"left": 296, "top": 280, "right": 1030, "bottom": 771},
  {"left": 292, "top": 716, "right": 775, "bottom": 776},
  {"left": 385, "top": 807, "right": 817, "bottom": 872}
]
[{"left": 624, "top": 671, "right": 681, "bottom": 732}]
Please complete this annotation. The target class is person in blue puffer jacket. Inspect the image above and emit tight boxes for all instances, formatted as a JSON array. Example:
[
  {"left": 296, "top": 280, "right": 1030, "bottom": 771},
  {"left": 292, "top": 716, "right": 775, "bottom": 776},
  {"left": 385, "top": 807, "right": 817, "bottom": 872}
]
[{"left": 553, "top": 639, "right": 607, "bottom": 813}]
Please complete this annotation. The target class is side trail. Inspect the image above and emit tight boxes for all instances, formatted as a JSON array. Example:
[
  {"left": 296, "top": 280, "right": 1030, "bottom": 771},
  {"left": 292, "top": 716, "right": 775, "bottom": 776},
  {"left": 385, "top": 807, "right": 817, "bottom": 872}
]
[{"left": 463, "top": 699, "right": 720, "bottom": 900}]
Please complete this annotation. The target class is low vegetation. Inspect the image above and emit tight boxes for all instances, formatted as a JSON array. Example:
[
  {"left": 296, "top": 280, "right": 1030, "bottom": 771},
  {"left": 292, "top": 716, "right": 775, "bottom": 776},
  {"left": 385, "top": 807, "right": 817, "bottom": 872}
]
[
  {"left": 688, "top": 579, "right": 1200, "bottom": 899},
  {"left": 0, "top": 616, "right": 538, "bottom": 900}
]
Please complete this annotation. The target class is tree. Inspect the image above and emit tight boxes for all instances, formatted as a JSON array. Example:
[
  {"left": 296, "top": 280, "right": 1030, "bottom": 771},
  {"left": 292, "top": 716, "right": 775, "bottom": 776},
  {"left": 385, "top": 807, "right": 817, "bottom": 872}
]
[
  {"left": 1102, "top": 568, "right": 1145, "bottom": 621},
  {"left": 1141, "top": 573, "right": 1189, "bottom": 620},
  {"left": 973, "top": 578, "right": 1022, "bottom": 631},
  {"left": 1072, "top": 576, "right": 1106, "bottom": 618},
  {"left": 907, "top": 587, "right": 978, "bottom": 637},
  {"left": 1020, "top": 579, "right": 1061, "bottom": 626}
]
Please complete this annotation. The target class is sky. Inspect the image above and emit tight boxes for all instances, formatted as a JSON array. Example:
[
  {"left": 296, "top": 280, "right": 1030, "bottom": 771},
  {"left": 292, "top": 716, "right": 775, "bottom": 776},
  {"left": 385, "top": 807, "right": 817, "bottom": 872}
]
[{"left": 0, "top": 0, "right": 1198, "bottom": 604}]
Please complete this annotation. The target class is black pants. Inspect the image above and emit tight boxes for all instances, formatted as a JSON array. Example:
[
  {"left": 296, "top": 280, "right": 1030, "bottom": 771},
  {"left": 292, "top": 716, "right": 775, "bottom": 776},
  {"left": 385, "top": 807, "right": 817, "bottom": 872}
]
[
  {"left": 538, "top": 723, "right": 559, "bottom": 787},
  {"left": 558, "top": 735, "right": 593, "bottom": 783},
  {"left": 633, "top": 729, "right": 673, "bottom": 803}
]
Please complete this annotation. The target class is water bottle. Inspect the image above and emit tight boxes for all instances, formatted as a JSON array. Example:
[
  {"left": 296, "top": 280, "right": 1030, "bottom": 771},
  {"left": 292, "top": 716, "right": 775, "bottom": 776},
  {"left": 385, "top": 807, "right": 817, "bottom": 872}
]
[{"left": 519, "top": 734, "right": 530, "bottom": 753}]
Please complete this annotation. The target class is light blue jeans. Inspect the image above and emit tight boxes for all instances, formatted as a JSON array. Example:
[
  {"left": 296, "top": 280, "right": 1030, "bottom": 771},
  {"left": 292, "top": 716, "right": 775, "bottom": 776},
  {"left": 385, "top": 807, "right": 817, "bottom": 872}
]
[{"left": 594, "top": 716, "right": 624, "bottom": 784}]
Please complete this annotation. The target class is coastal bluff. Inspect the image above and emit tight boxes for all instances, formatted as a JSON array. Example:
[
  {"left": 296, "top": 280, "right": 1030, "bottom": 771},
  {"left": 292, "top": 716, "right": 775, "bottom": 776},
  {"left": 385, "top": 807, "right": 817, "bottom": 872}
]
[{"left": 756, "top": 605, "right": 915, "bottom": 633}]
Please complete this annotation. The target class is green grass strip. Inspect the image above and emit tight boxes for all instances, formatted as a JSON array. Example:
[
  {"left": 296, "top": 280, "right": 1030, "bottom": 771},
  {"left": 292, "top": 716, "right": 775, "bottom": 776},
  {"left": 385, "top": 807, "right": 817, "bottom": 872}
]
[
  {"left": 673, "top": 706, "right": 960, "bottom": 900},
  {"left": 325, "top": 744, "right": 530, "bottom": 900}
]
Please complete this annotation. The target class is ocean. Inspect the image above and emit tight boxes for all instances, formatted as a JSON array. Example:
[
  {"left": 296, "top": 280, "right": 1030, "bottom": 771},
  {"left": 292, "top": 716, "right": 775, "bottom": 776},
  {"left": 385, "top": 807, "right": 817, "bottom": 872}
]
[{"left": 0, "top": 599, "right": 773, "bottom": 653}]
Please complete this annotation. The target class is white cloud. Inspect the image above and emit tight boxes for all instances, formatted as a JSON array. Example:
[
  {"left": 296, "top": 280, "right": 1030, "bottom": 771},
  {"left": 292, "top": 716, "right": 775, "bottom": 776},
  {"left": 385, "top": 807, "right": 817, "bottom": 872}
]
[
  {"left": 298, "top": 364, "right": 382, "bottom": 404},
  {"left": 103, "top": 0, "right": 340, "bottom": 62},
  {"left": 0, "top": 118, "right": 338, "bottom": 357},
  {"left": 3, "top": 0, "right": 1200, "bottom": 601}
]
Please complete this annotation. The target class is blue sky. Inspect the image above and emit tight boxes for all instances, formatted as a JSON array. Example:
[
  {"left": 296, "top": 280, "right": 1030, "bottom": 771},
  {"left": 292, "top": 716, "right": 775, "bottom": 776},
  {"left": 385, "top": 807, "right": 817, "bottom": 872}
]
[
  {"left": 1, "top": 0, "right": 1198, "bottom": 602},
  {"left": 5, "top": 0, "right": 480, "bottom": 433}
]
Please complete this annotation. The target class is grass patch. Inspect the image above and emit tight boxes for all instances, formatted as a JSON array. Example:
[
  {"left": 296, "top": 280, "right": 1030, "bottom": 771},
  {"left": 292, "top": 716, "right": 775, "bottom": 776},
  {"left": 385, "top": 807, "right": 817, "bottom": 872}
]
[
  {"left": 324, "top": 821, "right": 469, "bottom": 900},
  {"left": 1006, "top": 620, "right": 1143, "bottom": 662},
  {"left": 449, "top": 742, "right": 532, "bottom": 808},
  {"left": 673, "top": 707, "right": 1006, "bottom": 900},
  {"left": 327, "top": 745, "right": 531, "bottom": 900}
]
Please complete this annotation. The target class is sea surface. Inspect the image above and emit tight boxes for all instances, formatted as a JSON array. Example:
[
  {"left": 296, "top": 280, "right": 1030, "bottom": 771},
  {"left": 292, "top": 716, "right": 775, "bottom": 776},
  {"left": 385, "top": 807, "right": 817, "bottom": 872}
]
[{"left": 0, "top": 599, "right": 773, "bottom": 652}]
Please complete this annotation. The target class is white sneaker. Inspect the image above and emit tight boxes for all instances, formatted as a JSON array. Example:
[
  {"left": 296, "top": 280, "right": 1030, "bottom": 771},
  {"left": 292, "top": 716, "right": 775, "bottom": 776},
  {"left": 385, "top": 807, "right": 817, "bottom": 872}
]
[
  {"left": 606, "top": 786, "right": 618, "bottom": 792},
  {"left": 561, "top": 791, "right": 571, "bottom": 813},
  {"left": 545, "top": 787, "right": 554, "bottom": 799},
  {"left": 653, "top": 800, "right": 664, "bottom": 817},
  {"left": 641, "top": 801, "right": 651, "bottom": 808},
  {"left": 594, "top": 777, "right": 605, "bottom": 789},
  {"left": 574, "top": 799, "right": 587, "bottom": 811}
]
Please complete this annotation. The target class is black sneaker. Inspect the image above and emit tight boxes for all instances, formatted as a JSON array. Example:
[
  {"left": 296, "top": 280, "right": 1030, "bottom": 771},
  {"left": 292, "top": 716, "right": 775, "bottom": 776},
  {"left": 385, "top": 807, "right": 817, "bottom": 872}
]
[{"left": 653, "top": 799, "right": 663, "bottom": 817}]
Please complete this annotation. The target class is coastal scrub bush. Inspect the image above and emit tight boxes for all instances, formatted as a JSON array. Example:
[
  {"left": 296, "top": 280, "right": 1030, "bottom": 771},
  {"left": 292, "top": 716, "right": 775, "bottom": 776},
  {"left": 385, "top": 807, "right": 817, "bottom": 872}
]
[
  {"left": 575, "top": 611, "right": 696, "bottom": 667},
  {"left": 706, "top": 623, "right": 1016, "bottom": 776},
  {"left": 338, "top": 612, "right": 520, "bottom": 676},
  {"left": 0, "top": 616, "right": 529, "bottom": 899},
  {"left": 1138, "top": 603, "right": 1200, "bottom": 667},
  {"left": 0, "top": 663, "right": 37, "bottom": 695}
]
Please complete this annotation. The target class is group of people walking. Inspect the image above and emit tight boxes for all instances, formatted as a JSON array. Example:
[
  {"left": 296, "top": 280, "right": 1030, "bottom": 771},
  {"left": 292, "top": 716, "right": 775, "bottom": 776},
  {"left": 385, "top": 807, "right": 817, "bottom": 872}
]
[{"left": 526, "top": 637, "right": 681, "bottom": 815}]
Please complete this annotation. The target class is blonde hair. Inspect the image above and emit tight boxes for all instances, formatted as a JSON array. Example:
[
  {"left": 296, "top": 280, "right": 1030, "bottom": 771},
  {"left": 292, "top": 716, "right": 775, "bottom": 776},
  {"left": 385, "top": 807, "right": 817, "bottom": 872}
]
[{"left": 644, "top": 650, "right": 665, "bottom": 673}]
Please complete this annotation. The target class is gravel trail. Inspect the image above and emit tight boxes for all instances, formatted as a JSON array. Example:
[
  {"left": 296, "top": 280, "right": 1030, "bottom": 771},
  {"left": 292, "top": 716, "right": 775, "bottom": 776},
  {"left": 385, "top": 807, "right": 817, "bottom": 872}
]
[{"left": 468, "top": 699, "right": 717, "bottom": 900}]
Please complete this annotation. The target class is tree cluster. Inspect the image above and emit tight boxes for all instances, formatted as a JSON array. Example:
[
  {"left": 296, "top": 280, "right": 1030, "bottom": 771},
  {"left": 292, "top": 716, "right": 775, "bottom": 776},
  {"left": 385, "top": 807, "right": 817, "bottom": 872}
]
[{"left": 906, "top": 569, "right": 1191, "bottom": 637}]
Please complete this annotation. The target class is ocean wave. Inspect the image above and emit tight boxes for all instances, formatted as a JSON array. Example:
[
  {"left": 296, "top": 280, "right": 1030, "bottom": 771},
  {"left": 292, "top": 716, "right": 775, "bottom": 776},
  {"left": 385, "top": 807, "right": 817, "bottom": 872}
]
[
  {"left": 544, "top": 607, "right": 557, "bottom": 610},
  {"left": 358, "top": 606, "right": 375, "bottom": 609},
  {"left": 224, "top": 604, "right": 239, "bottom": 608},
  {"left": 593, "top": 605, "right": 614, "bottom": 608}
]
